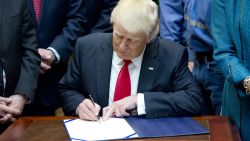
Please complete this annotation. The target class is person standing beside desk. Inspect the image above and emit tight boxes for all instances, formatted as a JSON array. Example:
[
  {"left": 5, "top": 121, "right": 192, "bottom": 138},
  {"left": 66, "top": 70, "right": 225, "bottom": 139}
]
[
  {"left": 160, "top": 0, "right": 224, "bottom": 115},
  {"left": 59, "top": 0, "right": 206, "bottom": 121},
  {"left": 23, "top": 0, "right": 117, "bottom": 115},
  {"left": 0, "top": 0, "right": 40, "bottom": 133},
  {"left": 212, "top": 0, "right": 250, "bottom": 140}
]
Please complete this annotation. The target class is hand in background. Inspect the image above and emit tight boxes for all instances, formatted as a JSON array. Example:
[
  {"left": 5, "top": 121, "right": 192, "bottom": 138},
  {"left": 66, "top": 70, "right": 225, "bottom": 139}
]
[
  {"left": 0, "top": 96, "right": 12, "bottom": 106},
  {"left": 76, "top": 99, "right": 101, "bottom": 121},
  {"left": 38, "top": 48, "right": 56, "bottom": 74},
  {"left": 0, "top": 97, "right": 13, "bottom": 121},
  {"left": 102, "top": 95, "right": 137, "bottom": 121},
  {"left": 0, "top": 95, "right": 24, "bottom": 124}
]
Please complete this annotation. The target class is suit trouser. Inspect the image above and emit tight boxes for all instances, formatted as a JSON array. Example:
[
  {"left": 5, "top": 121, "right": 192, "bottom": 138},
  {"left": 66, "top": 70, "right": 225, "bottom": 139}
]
[{"left": 192, "top": 58, "right": 224, "bottom": 115}]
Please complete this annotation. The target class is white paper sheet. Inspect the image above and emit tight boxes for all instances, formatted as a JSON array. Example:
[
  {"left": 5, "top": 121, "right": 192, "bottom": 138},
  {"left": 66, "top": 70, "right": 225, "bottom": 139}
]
[{"left": 64, "top": 118, "right": 138, "bottom": 141}]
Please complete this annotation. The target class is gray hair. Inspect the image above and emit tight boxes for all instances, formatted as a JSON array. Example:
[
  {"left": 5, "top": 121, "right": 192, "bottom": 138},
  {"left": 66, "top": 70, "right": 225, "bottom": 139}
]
[{"left": 111, "top": 0, "right": 159, "bottom": 41}]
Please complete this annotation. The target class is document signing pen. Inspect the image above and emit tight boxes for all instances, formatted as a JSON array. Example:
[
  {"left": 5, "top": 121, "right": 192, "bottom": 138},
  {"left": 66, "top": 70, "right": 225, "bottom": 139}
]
[{"left": 89, "top": 94, "right": 101, "bottom": 123}]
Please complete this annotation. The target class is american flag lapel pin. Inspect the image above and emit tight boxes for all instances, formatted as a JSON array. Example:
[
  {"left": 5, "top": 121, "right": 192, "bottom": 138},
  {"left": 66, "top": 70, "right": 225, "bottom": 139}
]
[{"left": 148, "top": 67, "right": 154, "bottom": 70}]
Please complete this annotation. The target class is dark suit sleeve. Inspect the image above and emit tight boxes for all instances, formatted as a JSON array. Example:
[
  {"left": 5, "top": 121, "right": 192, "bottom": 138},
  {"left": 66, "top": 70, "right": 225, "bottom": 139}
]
[
  {"left": 89, "top": 0, "right": 117, "bottom": 33},
  {"left": 49, "top": 0, "right": 87, "bottom": 62},
  {"left": 14, "top": 0, "right": 40, "bottom": 101},
  {"left": 58, "top": 40, "right": 86, "bottom": 115},
  {"left": 144, "top": 48, "right": 205, "bottom": 118},
  {"left": 49, "top": 0, "right": 116, "bottom": 62}
]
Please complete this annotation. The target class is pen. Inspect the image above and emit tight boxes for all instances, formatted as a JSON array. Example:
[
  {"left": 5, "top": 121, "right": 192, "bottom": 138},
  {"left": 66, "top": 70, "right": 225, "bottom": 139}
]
[
  {"left": 89, "top": 94, "right": 95, "bottom": 107},
  {"left": 89, "top": 94, "right": 101, "bottom": 122}
]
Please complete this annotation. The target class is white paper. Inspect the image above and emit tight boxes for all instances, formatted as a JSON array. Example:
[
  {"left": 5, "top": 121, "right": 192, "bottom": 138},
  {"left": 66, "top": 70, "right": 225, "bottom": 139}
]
[{"left": 64, "top": 118, "right": 138, "bottom": 141}]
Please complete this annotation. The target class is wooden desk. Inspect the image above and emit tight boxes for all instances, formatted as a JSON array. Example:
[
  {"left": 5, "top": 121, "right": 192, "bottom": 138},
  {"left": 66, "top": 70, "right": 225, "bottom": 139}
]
[{"left": 0, "top": 116, "right": 240, "bottom": 141}]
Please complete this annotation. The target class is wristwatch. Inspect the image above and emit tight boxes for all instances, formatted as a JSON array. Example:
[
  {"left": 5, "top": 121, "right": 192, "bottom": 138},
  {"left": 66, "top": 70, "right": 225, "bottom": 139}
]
[{"left": 243, "top": 76, "right": 250, "bottom": 95}]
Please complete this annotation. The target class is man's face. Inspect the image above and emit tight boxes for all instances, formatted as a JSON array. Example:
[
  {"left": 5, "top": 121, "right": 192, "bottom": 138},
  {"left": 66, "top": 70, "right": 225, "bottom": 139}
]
[{"left": 112, "top": 24, "right": 148, "bottom": 60}]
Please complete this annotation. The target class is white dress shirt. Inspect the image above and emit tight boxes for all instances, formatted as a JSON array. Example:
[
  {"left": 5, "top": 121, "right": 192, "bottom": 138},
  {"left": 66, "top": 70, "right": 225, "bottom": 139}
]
[
  {"left": 109, "top": 51, "right": 146, "bottom": 115},
  {"left": 2, "top": 70, "right": 6, "bottom": 95},
  {"left": 47, "top": 47, "right": 60, "bottom": 63}
]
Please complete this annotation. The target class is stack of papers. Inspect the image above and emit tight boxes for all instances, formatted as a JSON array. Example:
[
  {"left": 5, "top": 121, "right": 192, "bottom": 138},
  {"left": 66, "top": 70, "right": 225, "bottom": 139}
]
[
  {"left": 63, "top": 117, "right": 209, "bottom": 141},
  {"left": 64, "top": 118, "right": 138, "bottom": 141}
]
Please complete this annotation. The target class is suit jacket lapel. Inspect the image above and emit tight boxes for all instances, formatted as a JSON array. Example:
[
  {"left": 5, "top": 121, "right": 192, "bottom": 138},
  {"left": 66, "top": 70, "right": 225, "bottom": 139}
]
[
  {"left": 39, "top": 0, "right": 50, "bottom": 22},
  {"left": 27, "top": 0, "right": 37, "bottom": 25},
  {"left": 137, "top": 39, "right": 159, "bottom": 93},
  {"left": 96, "top": 37, "right": 113, "bottom": 107}
]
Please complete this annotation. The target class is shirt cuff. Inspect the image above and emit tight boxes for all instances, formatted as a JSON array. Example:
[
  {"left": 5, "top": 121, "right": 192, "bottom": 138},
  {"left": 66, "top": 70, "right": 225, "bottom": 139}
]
[
  {"left": 137, "top": 93, "right": 146, "bottom": 115},
  {"left": 47, "top": 47, "right": 60, "bottom": 63}
]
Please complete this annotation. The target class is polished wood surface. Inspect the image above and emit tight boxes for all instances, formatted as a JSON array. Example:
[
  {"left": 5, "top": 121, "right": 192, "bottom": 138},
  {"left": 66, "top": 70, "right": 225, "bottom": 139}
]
[{"left": 0, "top": 116, "right": 241, "bottom": 141}]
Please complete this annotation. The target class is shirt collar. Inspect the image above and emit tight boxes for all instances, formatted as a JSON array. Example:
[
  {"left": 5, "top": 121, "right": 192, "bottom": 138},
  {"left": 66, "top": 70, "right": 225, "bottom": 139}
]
[{"left": 113, "top": 47, "right": 145, "bottom": 68}]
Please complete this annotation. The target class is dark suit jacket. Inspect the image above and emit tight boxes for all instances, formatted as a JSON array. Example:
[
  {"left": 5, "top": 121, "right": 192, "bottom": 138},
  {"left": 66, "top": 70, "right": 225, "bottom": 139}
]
[
  {"left": 59, "top": 33, "right": 205, "bottom": 118},
  {"left": 25, "top": 0, "right": 117, "bottom": 114},
  {"left": 0, "top": 0, "right": 40, "bottom": 100},
  {"left": 27, "top": 0, "right": 117, "bottom": 61}
]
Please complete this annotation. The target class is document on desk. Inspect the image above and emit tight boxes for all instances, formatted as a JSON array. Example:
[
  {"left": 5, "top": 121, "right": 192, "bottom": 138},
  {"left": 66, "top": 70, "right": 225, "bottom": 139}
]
[
  {"left": 64, "top": 117, "right": 209, "bottom": 141},
  {"left": 64, "top": 118, "right": 138, "bottom": 141},
  {"left": 126, "top": 117, "right": 209, "bottom": 138}
]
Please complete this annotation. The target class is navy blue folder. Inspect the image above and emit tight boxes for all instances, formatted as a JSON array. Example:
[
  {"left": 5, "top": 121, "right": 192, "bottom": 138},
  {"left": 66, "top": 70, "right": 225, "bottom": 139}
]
[{"left": 125, "top": 117, "right": 209, "bottom": 138}]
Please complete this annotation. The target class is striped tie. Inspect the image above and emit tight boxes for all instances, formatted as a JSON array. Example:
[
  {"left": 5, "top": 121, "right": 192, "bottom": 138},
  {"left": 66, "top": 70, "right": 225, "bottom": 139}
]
[{"left": 33, "top": 0, "right": 42, "bottom": 21}]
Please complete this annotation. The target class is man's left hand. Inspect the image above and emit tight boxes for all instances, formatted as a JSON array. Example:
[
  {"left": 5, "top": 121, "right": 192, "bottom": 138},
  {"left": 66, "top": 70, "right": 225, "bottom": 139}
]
[
  {"left": 38, "top": 48, "right": 56, "bottom": 74},
  {"left": 102, "top": 95, "right": 137, "bottom": 120},
  {"left": 0, "top": 94, "right": 26, "bottom": 124},
  {"left": 8, "top": 94, "right": 26, "bottom": 116}
]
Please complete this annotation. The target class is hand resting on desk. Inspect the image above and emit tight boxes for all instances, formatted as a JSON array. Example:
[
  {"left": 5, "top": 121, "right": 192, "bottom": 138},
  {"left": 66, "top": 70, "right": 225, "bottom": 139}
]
[
  {"left": 102, "top": 95, "right": 137, "bottom": 121},
  {"left": 76, "top": 95, "right": 138, "bottom": 121},
  {"left": 76, "top": 99, "right": 101, "bottom": 121}
]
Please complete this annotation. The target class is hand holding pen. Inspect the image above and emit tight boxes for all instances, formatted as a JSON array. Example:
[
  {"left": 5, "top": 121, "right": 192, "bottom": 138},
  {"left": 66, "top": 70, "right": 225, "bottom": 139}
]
[
  {"left": 89, "top": 94, "right": 102, "bottom": 122},
  {"left": 75, "top": 95, "right": 101, "bottom": 121}
]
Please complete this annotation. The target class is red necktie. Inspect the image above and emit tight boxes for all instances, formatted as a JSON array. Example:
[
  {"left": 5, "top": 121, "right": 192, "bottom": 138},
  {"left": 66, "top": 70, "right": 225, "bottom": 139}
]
[
  {"left": 113, "top": 60, "right": 132, "bottom": 102},
  {"left": 33, "top": 0, "right": 42, "bottom": 21}
]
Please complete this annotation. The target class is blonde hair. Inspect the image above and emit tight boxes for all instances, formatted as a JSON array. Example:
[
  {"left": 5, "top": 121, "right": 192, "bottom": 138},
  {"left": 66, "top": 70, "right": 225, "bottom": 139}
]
[{"left": 111, "top": 0, "right": 159, "bottom": 41}]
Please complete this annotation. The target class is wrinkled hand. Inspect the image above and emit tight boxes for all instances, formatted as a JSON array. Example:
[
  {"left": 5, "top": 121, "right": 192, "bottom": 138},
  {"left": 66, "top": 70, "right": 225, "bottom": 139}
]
[
  {"left": 0, "top": 96, "right": 12, "bottom": 105},
  {"left": 76, "top": 99, "right": 101, "bottom": 121},
  {"left": 0, "top": 96, "right": 13, "bottom": 119},
  {"left": 0, "top": 95, "right": 26, "bottom": 124},
  {"left": 38, "top": 48, "right": 56, "bottom": 74},
  {"left": 102, "top": 95, "right": 137, "bottom": 121}
]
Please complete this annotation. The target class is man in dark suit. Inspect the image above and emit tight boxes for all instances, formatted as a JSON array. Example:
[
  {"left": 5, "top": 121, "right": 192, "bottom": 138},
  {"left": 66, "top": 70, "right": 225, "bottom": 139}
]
[
  {"left": 25, "top": 0, "right": 117, "bottom": 115},
  {"left": 0, "top": 0, "right": 40, "bottom": 131},
  {"left": 59, "top": 0, "right": 205, "bottom": 120}
]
